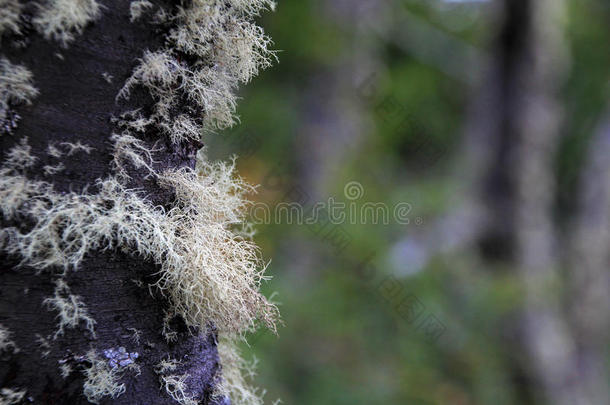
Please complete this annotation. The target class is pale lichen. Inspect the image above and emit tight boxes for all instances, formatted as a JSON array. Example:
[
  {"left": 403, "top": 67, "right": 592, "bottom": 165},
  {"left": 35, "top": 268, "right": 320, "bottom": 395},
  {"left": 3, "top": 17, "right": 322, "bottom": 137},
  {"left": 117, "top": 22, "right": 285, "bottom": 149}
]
[
  {"left": 0, "top": 0, "right": 23, "bottom": 37},
  {"left": 0, "top": 388, "right": 26, "bottom": 405},
  {"left": 159, "top": 374, "right": 198, "bottom": 405},
  {"left": 33, "top": 0, "right": 103, "bottom": 46},
  {"left": 61, "top": 141, "right": 93, "bottom": 155},
  {"left": 215, "top": 337, "right": 265, "bottom": 405},
  {"left": 43, "top": 279, "right": 97, "bottom": 339},
  {"left": 118, "top": 0, "right": 276, "bottom": 141},
  {"left": 0, "top": 58, "right": 39, "bottom": 130},
  {"left": 129, "top": 0, "right": 154, "bottom": 23},
  {"left": 82, "top": 350, "right": 126, "bottom": 404},
  {"left": 155, "top": 358, "right": 198, "bottom": 405},
  {"left": 0, "top": 139, "right": 278, "bottom": 337},
  {"left": 0, "top": 324, "right": 18, "bottom": 353},
  {"left": 59, "top": 362, "right": 73, "bottom": 378},
  {"left": 43, "top": 162, "right": 65, "bottom": 175},
  {"left": 35, "top": 333, "right": 52, "bottom": 357}
]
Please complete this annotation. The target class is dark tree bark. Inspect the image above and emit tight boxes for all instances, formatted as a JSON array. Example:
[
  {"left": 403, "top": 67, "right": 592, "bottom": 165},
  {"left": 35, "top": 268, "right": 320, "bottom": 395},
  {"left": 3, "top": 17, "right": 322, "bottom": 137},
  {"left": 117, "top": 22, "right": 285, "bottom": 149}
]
[{"left": 0, "top": 1, "right": 227, "bottom": 404}]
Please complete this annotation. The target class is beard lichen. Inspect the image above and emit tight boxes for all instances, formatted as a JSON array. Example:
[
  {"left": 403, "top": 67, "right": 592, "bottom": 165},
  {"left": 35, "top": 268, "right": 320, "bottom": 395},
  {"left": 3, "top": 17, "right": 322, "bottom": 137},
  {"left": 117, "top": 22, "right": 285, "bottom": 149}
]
[
  {"left": 0, "top": 141, "right": 278, "bottom": 335},
  {"left": 118, "top": 0, "right": 276, "bottom": 139},
  {"left": 81, "top": 349, "right": 127, "bottom": 404},
  {"left": 0, "top": 324, "right": 19, "bottom": 354},
  {"left": 0, "top": 0, "right": 23, "bottom": 37},
  {"left": 32, "top": 0, "right": 103, "bottom": 46},
  {"left": 43, "top": 278, "right": 97, "bottom": 339},
  {"left": 0, "top": 388, "right": 26, "bottom": 405},
  {"left": 0, "top": 58, "right": 39, "bottom": 135}
]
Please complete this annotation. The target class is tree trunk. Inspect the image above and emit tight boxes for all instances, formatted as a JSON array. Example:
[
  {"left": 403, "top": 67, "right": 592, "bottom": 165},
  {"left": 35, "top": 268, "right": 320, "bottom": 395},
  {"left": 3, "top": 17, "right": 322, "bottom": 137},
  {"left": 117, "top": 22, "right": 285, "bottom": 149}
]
[{"left": 0, "top": 1, "right": 238, "bottom": 403}]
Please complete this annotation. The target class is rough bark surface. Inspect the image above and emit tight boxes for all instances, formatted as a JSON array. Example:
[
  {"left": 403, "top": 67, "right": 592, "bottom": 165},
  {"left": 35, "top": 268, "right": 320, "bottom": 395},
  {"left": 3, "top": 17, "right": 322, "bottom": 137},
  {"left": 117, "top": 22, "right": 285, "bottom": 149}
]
[{"left": 0, "top": 1, "right": 226, "bottom": 404}]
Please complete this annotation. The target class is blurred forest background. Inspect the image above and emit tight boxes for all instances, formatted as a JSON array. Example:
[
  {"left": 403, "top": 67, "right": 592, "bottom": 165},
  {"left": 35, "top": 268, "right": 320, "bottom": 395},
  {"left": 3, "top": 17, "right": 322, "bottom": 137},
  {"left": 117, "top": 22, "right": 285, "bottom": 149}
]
[{"left": 204, "top": 0, "right": 610, "bottom": 403}]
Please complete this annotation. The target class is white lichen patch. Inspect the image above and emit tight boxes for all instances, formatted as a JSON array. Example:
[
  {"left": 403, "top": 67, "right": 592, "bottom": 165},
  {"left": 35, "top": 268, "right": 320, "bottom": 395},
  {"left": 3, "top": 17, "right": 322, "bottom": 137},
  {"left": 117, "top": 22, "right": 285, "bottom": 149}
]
[
  {"left": 43, "top": 279, "right": 97, "bottom": 339},
  {"left": 60, "top": 140, "right": 94, "bottom": 155},
  {"left": 0, "top": 0, "right": 23, "bottom": 37},
  {"left": 161, "top": 311, "right": 178, "bottom": 343},
  {"left": 35, "top": 333, "right": 52, "bottom": 357},
  {"left": 155, "top": 358, "right": 197, "bottom": 405},
  {"left": 33, "top": 0, "right": 103, "bottom": 46},
  {"left": 0, "top": 58, "right": 39, "bottom": 129},
  {"left": 101, "top": 72, "right": 113, "bottom": 83},
  {"left": 0, "top": 387, "right": 26, "bottom": 405},
  {"left": 110, "top": 132, "right": 159, "bottom": 179},
  {"left": 160, "top": 374, "right": 198, "bottom": 405},
  {"left": 118, "top": 0, "right": 276, "bottom": 141},
  {"left": 129, "top": 0, "right": 154, "bottom": 23},
  {"left": 82, "top": 350, "right": 126, "bottom": 404},
  {"left": 43, "top": 162, "right": 65, "bottom": 175},
  {"left": 215, "top": 337, "right": 264, "bottom": 405},
  {"left": 59, "top": 362, "right": 73, "bottom": 378},
  {"left": 47, "top": 143, "right": 63, "bottom": 158},
  {"left": 154, "top": 357, "right": 180, "bottom": 374},
  {"left": 0, "top": 324, "right": 18, "bottom": 353},
  {"left": 126, "top": 327, "right": 142, "bottom": 345}
]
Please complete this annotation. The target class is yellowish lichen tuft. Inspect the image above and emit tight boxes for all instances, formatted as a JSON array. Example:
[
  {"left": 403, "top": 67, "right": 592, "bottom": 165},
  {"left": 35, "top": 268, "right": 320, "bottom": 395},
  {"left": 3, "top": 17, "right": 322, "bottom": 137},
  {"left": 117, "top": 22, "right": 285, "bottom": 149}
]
[
  {"left": 155, "top": 358, "right": 198, "bottom": 405},
  {"left": 82, "top": 350, "right": 126, "bottom": 404},
  {"left": 0, "top": 138, "right": 278, "bottom": 336},
  {"left": 0, "top": 58, "right": 39, "bottom": 128},
  {"left": 33, "top": 0, "right": 103, "bottom": 46},
  {"left": 215, "top": 337, "right": 265, "bottom": 405},
  {"left": 43, "top": 279, "right": 97, "bottom": 339},
  {"left": 118, "top": 0, "right": 276, "bottom": 141},
  {"left": 59, "top": 363, "right": 73, "bottom": 378},
  {"left": 129, "top": 0, "right": 154, "bottom": 23},
  {"left": 0, "top": 0, "right": 23, "bottom": 37}
]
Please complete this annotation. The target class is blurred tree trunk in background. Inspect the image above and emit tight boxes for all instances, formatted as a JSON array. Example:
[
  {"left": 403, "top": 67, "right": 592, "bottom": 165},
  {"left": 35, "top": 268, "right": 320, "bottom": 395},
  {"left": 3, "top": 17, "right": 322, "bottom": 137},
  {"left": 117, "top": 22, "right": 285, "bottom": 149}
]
[
  {"left": 466, "top": 0, "right": 610, "bottom": 403},
  {"left": 396, "top": 0, "right": 610, "bottom": 403}
]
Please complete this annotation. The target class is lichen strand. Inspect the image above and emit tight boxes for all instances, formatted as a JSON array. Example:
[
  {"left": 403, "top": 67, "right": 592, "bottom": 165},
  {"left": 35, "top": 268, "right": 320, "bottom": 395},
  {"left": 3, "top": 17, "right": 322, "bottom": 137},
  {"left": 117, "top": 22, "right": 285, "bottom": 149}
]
[
  {"left": 129, "top": 0, "right": 154, "bottom": 23},
  {"left": 0, "top": 0, "right": 23, "bottom": 37},
  {"left": 0, "top": 324, "right": 19, "bottom": 353},
  {"left": 43, "top": 278, "right": 97, "bottom": 339},
  {"left": 215, "top": 337, "right": 265, "bottom": 405},
  {"left": 32, "top": 0, "right": 103, "bottom": 46},
  {"left": 118, "top": 0, "right": 276, "bottom": 140},
  {"left": 0, "top": 58, "right": 39, "bottom": 135},
  {"left": 82, "top": 350, "right": 127, "bottom": 404},
  {"left": 0, "top": 388, "right": 26, "bottom": 405}
]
